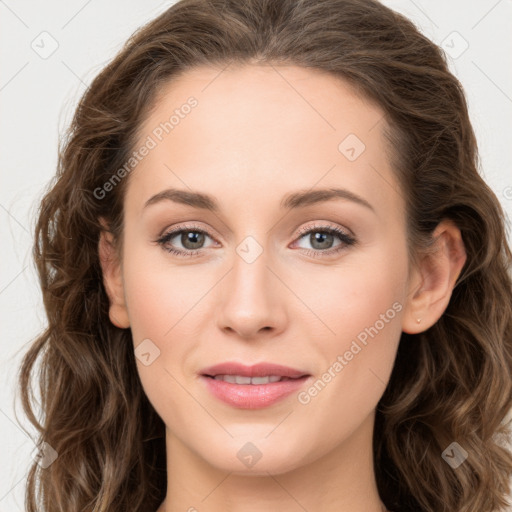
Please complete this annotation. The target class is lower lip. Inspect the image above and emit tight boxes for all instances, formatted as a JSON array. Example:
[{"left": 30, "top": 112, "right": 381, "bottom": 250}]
[{"left": 200, "top": 375, "right": 310, "bottom": 409}]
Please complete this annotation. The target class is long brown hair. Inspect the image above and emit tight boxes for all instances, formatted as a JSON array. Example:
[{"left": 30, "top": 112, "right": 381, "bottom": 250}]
[{"left": 17, "top": 0, "right": 512, "bottom": 510}]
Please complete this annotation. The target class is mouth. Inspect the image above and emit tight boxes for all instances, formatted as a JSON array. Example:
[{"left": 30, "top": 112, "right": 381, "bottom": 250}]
[{"left": 199, "top": 362, "right": 311, "bottom": 409}]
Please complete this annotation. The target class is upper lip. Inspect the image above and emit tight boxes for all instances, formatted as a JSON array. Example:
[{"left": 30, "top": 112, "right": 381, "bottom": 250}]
[{"left": 200, "top": 362, "right": 309, "bottom": 378}]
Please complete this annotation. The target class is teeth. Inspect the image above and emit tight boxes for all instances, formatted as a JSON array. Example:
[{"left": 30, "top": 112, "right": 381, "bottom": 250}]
[{"left": 213, "top": 375, "right": 283, "bottom": 384}]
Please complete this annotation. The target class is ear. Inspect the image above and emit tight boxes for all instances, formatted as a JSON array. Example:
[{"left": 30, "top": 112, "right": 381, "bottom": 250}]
[
  {"left": 98, "top": 218, "right": 130, "bottom": 329},
  {"left": 402, "top": 219, "right": 467, "bottom": 334}
]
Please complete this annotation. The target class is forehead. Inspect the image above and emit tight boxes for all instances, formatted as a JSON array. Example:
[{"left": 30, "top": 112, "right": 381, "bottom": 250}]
[
  {"left": 139, "top": 63, "right": 385, "bottom": 142},
  {"left": 127, "top": 64, "right": 400, "bottom": 218}
]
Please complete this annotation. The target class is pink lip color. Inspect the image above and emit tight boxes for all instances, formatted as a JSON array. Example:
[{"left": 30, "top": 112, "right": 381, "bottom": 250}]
[{"left": 199, "top": 362, "right": 311, "bottom": 409}]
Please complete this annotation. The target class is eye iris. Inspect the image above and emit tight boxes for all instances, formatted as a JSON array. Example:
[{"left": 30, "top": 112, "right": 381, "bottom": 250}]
[
  {"left": 182, "top": 231, "right": 204, "bottom": 250},
  {"left": 311, "top": 231, "right": 333, "bottom": 250}
]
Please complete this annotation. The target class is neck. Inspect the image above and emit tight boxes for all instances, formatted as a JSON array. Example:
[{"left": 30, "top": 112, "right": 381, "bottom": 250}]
[{"left": 157, "top": 410, "right": 387, "bottom": 512}]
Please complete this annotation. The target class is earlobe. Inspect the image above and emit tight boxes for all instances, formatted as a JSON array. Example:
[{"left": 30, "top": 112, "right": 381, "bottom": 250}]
[
  {"left": 98, "top": 222, "right": 130, "bottom": 329},
  {"left": 402, "top": 219, "right": 467, "bottom": 334}
]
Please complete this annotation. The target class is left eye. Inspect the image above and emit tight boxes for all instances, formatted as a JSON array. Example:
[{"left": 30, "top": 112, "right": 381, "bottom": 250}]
[{"left": 294, "top": 226, "right": 355, "bottom": 252}]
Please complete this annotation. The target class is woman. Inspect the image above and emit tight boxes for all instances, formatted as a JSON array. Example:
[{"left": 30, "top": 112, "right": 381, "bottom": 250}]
[{"left": 18, "top": 0, "right": 512, "bottom": 510}]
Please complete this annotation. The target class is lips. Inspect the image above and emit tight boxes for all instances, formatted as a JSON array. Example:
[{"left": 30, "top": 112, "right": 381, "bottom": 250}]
[{"left": 199, "top": 362, "right": 311, "bottom": 409}]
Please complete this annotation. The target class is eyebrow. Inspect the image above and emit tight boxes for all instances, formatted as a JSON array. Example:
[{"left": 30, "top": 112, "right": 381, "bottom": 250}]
[{"left": 143, "top": 187, "right": 375, "bottom": 213}]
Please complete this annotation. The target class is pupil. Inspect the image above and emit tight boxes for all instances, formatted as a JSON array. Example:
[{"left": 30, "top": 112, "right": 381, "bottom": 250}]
[
  {"left": 312, "top": 232, "right": 332, "bottom": 250},
  {"left": 183, "top": 231, "right": 204, "bottom": 249}
]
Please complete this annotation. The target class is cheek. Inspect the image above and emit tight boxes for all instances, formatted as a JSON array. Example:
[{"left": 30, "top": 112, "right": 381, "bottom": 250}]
[
  {"left": 293, "top": 251, "right": 406, "bottom": 433},
  {"left": 291, "top": 245, "right": 406, "bottom": 350},
  {"left": 122, "top": 252, "right": 204, "bottom": 422},
  {"left": 120, "top": 241, "right": 228, "bottom": 399},
  {"left": 122, "top": 242, "right": 205, "bottom": 343}
]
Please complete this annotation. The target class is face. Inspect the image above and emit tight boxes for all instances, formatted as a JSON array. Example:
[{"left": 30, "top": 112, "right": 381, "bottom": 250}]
[{"left": 106, "top": 64, "right": 415, "bottom": 475}]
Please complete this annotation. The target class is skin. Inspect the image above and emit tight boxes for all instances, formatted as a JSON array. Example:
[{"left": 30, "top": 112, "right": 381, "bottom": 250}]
[{"left": 99, "top": 64, "right": 467, "bottom": 512}]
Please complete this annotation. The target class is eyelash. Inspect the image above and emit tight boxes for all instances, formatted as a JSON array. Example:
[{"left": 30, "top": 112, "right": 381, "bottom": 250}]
[{"left": 156, "top": 222, "right": 356, "bottom": 259}]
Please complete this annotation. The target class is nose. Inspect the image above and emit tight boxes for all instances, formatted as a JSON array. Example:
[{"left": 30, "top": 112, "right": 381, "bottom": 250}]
[{"left": 215, "top": 244, "right": 287, "bottom": 340}]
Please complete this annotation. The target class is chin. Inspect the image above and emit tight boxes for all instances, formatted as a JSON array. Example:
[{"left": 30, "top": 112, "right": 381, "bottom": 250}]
[{"left": 197, "top": 436, "right": 309, "bottom": 476}]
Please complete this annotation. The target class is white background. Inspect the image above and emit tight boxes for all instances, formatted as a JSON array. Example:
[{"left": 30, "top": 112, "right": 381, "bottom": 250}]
[{"left": 1, "top": 0, "right": 511, "bottom": 510}]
